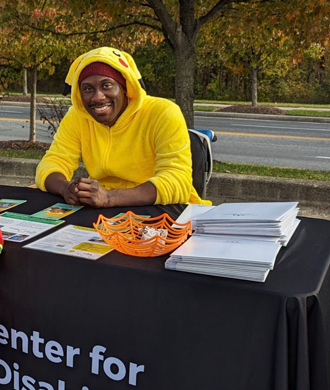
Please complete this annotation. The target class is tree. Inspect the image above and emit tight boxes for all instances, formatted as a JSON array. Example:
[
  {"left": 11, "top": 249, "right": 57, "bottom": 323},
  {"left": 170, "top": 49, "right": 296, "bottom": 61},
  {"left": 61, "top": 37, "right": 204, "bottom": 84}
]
[
  {"left": 23, "top": 0, "right": 286, "bottom": 127},
  {"left": 127, "top": 0, "right": 256, "bottom": 126},
  {"left": 221, "top": 3, "right": 293, "bottom": 106},
  {"left": 194, "top": 0, "right": 330, "bottom": 106},
  {"left": 3, "top": 0, "right": 329, "bottom": 127},
  {"left": 0, "top": 0, "right": 86, "bottom": 142}
]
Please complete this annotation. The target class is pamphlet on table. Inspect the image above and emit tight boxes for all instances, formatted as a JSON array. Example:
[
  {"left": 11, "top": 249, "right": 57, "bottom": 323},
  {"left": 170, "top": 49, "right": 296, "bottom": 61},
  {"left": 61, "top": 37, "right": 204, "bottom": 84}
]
[
  {"left": 23, "top": 224, "right": 114, "bottom": 260},
  {"left": 0, "top": 212, "right": 64, "bottom": 242},
  {"left": 31, "top": 203, "right": 84, "bottom": 220},
  {"left": 0, "top": 199, "right": 27, "bottom": 212}
]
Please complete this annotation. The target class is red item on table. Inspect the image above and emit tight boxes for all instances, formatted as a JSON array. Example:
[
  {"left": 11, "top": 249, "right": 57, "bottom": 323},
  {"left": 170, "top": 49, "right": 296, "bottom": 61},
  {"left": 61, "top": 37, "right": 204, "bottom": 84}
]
[{"left": 0, "top": 228, "right": 3, "bottom": 254}]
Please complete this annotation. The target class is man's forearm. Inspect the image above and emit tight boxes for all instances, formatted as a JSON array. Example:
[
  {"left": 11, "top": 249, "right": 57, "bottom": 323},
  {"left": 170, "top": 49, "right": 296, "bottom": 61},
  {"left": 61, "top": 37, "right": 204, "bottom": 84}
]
[
  {"left": 104, "top": 181, "right": 157, "bottom": 207},
  {"left": 44, "top": 172, "right": 70, "bottom": 197}
]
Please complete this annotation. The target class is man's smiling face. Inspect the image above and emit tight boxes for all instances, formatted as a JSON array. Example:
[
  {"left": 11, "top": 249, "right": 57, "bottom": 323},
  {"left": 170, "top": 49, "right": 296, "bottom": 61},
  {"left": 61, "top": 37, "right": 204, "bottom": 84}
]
[{"left": 80, "top": 75, "right": 128, "bottom": 127}]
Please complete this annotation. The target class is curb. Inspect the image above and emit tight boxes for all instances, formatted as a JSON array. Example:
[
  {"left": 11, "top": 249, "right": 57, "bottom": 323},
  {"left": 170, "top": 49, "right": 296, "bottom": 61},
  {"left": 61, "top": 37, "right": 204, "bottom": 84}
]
[
  {"left": 207, "top": 173, "right": 330, "bottom": 207},
  {"left": 1, "top": 157, "right": 329, "bottom": 209},
  {"left": 194, "top": 111, "right": 330, "bottom": 123},
  {"left": 0, "top": 157, "right": 86, "bottom": 179}
]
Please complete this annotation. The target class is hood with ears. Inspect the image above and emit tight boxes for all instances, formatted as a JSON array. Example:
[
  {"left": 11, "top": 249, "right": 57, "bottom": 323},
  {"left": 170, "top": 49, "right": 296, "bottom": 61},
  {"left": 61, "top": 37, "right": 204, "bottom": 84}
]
[{"left": 64, "top": 47, "right": 147, "bottom": 122}]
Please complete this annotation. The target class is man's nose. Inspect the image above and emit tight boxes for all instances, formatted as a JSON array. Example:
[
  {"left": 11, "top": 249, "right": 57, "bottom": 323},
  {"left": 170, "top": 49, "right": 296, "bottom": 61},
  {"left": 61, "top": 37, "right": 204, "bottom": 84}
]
[{"left": 92, "top": 88, "right": 106, "bottom": 100}]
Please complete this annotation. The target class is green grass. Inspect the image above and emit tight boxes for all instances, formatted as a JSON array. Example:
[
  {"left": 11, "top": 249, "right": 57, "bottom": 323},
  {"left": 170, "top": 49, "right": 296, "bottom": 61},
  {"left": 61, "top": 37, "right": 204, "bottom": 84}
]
[
  {"left": 213, "top": 161, "right": 330, "bottom": 182},
  {"left": 0, "top": 149, "right": 45, "bottom": 159},
  {"left": 194, "top": 105, "right": 217, "bottom": 112},
  {"left": 286, "top": 109, "right": 330, "bottom": 117}
]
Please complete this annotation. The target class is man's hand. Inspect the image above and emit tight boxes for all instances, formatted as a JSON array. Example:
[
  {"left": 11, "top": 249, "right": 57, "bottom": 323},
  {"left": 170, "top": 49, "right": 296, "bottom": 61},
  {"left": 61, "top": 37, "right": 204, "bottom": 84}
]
[
  {"left": 45, "top": 173, "right": 157, "bottom": 208},
  {"left": 74, "top": 178, "right": 109, "bottom": 208},
  {"left": 62, "top": 180, "right": 81, "bottom": 205},
  {"left": 45, "top": 173, "right": 81, "bottom": 205},
  {"left": 74, "top": 178, "right": 157, "bottom": 208}
]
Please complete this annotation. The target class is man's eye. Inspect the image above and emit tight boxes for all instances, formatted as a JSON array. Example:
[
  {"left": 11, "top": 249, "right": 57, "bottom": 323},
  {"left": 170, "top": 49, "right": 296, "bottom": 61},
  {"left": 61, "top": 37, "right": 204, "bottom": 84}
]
[{"left": 103, "top": 83, "right": 113, "bottom": 89}]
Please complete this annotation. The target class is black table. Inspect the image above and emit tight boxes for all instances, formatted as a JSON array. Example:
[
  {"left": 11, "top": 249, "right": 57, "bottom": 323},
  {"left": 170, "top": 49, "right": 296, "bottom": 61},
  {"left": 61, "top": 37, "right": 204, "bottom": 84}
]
[{"left": 0, "top": 185, "right": 330, "bottom": 390}]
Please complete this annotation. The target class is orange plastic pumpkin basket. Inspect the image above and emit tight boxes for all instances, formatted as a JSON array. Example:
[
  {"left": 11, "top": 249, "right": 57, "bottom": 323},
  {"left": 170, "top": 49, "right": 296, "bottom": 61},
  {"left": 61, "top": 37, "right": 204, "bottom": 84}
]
[{"left": 93, "top": 211, "right": 192, "bottom": 257}]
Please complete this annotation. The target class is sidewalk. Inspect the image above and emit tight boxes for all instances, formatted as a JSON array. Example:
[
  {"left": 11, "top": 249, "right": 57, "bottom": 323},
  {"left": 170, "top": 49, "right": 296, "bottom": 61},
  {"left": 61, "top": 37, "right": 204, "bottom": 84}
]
[{"left": 1, "top": 158, "right": 329, "bottom": 221}]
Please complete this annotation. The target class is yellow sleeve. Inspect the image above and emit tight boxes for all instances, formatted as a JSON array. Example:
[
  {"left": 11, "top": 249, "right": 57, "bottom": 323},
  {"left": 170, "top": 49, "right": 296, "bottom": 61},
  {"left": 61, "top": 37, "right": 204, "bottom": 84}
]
[
  {"left": 35, "top": 108, "right": 82, "bottom": 191},
  {"left": 147, "top": 103, "right": 193, "bottom": 205}
]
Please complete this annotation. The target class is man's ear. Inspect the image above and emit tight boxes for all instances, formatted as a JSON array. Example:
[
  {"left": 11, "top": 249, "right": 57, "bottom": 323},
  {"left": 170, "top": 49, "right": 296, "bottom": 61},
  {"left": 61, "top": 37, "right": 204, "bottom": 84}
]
[{"left": 62, "top": 82, "right": 71, "bottom": 96}]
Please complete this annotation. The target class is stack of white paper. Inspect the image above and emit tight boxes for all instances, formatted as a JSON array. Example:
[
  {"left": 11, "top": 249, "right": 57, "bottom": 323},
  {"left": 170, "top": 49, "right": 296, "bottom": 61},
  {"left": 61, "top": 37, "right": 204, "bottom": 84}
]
[
  {"left": 194, "top": 202, "right": 300, "bottom": 246},
  {"left": 167, "top": 202, "right": 301, "bottom": 282},
  {"left": 173, "top": 204, "right": 215, "bottom": 229},
  {"left": 165, "top": 235, "right": 281, "bottom": 282}
]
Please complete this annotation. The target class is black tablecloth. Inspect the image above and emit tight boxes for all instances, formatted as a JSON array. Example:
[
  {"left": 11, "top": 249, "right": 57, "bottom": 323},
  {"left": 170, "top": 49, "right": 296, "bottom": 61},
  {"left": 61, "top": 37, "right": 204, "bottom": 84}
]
[{"left": 0, "top": 185, "right": 330, "bottom": 390}]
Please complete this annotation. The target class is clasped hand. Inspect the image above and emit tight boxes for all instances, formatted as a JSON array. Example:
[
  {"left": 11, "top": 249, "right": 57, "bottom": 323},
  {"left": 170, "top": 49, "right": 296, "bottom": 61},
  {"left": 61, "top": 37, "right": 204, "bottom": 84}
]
[{"left": 65, "top": 178, "right": 109, "bottom": 208}]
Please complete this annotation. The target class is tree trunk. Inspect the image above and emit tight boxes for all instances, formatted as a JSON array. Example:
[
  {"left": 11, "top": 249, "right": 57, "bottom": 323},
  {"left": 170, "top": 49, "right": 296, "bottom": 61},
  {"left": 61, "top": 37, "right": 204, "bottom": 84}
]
[
  {"left": 251, "top": 67, "right": 258, "bottom": 107},
  {"left": 29, "top": 66, "right": 37, "bottom": 143},
  {"left": 174, "top": 46, "right": 196, "bottom": 129},
  {"left": 23, "top": 67, "right": 28, "bottom": 96},
  {"left": 219, "top": 62, "right": 224, "bottom": 96}
]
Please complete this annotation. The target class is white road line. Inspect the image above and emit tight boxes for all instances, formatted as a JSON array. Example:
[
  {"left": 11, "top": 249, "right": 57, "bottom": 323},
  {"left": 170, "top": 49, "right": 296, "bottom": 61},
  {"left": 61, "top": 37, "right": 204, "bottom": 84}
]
[
  {"left": 0, "top": 110, "right": 23, "bottom": 114},
  {"left": 315, "top": 156, "right": 330, "bottom": 159}
]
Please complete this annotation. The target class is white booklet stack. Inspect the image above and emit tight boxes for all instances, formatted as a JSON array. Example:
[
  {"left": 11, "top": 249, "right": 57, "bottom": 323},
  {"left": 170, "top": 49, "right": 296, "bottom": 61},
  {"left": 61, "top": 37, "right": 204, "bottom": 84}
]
[
  {"left": 165, "top": 235, "right": 281, "bottom": 282},
  {"left": 194, "top": 201, "right": 300, "bottom": 246},
  {"left": 165, "top": 202, "right": 300, "bottom": 282}
]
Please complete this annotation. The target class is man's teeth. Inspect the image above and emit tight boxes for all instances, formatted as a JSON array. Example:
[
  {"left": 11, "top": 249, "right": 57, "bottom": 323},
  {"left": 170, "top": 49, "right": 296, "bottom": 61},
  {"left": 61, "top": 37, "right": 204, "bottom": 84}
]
[{"left": 94, "top": 105, "right": 111, "bottom": 112}]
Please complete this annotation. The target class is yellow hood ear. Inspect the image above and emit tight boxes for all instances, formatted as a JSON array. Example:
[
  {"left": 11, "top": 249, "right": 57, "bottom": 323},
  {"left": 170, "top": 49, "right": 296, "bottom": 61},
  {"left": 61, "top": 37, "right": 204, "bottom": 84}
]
[
  {"left": 121, "top": 51, "right": 142, "bottom": 80},
  {"left": 120, "top": 50, "right": 146, "bottom": 98},
  {"left": 64, "top": 53, "right": 87, "bottom": 87}
]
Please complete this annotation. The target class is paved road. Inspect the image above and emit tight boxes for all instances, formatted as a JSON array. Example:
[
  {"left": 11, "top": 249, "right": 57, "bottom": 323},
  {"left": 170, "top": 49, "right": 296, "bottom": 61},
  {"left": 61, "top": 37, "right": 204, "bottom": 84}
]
[
  {"left": 196, "top": 116, "right": 330, "bottom": 171},
  {"left": 1, "top": 103, "right": 330, "bottom": 170},
  {"left": 0, "top": 104, "right": 53, "bottom": 143}
]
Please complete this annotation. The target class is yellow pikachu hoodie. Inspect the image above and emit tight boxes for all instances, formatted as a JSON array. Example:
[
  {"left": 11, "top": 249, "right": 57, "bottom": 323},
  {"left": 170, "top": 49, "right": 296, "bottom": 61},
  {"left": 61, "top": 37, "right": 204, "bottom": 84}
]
[{"left": 35, "top": 47, "right": 210, "bottom": 205}]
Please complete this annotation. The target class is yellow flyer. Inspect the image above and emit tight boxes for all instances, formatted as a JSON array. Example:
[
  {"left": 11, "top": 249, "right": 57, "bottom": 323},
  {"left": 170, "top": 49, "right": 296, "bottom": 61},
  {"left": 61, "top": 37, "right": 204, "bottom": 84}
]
[{"left": 23, "top": 225, "right": 113, "bottom": 260}]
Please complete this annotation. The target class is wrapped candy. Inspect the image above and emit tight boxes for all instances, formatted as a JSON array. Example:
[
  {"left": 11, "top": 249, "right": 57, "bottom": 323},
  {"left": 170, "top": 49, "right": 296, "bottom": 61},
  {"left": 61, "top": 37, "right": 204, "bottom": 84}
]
[{"left": 139, "top": 226, "right": 168, "bottom": 244}]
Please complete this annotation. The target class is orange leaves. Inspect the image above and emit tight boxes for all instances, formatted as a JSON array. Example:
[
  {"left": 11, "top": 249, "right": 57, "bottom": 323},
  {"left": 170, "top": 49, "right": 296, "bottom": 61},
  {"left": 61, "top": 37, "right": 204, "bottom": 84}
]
[
  {"left": 31, "top": 7, "right": 57, "bottom": 21},
  {"left": 31, "top": 8, "right": 42, "bottom": 19}
]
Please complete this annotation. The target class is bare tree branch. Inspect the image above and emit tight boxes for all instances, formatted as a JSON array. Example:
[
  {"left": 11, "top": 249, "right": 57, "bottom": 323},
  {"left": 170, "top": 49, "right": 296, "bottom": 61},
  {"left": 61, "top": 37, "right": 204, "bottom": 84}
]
[
  {"left": 145, "top": 0, "right": 178, "bottom": 44},
  {"left": 197, "top": 0, "right": 244, "bottom": 29},
  {"left": 18, "top": 20, "right": 163, "bottom": 37},
  {"left": 0, "top": 56, "right": 24, "bottom": 67},
  {"left": 197, "top": 0, "right": 284, "bottom": 31},
  {"left": 40, "top": 0, "right": 48, "bottom": 12}
]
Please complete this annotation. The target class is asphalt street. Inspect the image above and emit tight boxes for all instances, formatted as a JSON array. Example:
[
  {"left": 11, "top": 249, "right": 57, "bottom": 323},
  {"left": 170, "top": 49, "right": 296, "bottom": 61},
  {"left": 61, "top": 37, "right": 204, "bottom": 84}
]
[{"left": 194, "top": 115, "right": 330, "bottom": 171}]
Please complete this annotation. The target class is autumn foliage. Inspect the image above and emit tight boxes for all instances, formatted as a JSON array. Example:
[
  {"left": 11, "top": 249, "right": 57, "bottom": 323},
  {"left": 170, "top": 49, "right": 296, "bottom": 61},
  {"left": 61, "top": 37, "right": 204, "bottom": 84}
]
[{"left": 0, "top": 0, "right": 329, "bottom": 130}]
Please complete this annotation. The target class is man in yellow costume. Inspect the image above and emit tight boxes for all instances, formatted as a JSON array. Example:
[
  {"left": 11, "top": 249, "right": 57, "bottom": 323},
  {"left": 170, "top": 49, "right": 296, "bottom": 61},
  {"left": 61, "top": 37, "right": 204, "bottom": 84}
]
[{"left": 36, "top": 47, "right": 210, "bottom": 208}]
